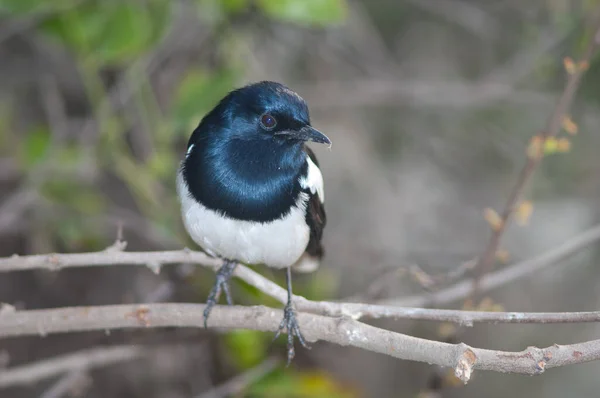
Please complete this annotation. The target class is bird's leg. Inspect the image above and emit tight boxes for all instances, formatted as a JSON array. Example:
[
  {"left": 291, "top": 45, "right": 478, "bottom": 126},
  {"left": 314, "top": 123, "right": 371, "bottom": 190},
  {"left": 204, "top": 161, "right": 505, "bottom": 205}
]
[
  {"left": 203, "top": 259, "right": 237, "bottom": 328},
  {"left": 273, "top": 266, "right": 309, "bottom": 365}
]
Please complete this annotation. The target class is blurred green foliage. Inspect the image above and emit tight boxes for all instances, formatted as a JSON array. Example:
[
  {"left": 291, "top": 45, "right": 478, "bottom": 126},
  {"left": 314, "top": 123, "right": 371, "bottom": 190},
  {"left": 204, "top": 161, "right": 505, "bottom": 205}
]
[
  {"left": 259, "top": 0, "right": 347, "bottom": 26},
  {"left": 173, "top": 68, "right": 239, "bottom": 130},
  {"left": 2, "top": 0, "right": 600, "bottom": 396},
  {"left": 19, "top": 126, "right": 51, "bottom": 167},
  {"left": 0, "top": 0, "right": 347, "bottom": 394},
  {"left": 41, "top": 3, "right": 168, "bottom": 63},
  {"left": 248, "top": 368, "right": 360, "bottom": 398},
  {"left": 224, "top": 330, "right": 268, "bottom": 369}
]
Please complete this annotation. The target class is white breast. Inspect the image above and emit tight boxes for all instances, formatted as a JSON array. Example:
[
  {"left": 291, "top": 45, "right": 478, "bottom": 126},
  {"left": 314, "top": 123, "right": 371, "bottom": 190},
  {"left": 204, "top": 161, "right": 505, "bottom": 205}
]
[{"left": 177, "top": 169, "right": 311, "bottom": 269}]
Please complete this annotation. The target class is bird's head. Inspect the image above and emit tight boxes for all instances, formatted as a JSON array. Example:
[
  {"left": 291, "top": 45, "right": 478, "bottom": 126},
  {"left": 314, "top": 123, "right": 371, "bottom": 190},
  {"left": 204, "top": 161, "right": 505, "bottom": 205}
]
[{"left": 188, "top": 81, "right": 331, "bottom": 149}]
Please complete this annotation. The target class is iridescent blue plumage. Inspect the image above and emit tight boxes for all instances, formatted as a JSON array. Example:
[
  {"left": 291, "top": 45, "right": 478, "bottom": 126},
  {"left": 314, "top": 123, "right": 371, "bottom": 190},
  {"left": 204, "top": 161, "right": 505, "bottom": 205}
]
[
  {"left": 182, "top": 81, "right": 315, "bottom": 222},
  {"left": 177, "top": 81, "right": 330, "bottom": 365}
]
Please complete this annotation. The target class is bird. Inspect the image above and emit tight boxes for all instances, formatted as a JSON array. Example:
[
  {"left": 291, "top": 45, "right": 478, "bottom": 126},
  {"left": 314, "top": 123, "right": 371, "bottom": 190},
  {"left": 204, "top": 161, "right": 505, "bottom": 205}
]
[{"left": 176, "top": 81, "right": 330, "bottom": 364}]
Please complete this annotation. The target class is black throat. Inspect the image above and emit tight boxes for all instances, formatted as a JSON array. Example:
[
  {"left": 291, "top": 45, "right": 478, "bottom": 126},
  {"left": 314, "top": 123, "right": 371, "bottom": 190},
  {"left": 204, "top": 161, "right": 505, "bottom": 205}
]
[{"left": 182, "top": 136, "right": 308, "bottom": 223}]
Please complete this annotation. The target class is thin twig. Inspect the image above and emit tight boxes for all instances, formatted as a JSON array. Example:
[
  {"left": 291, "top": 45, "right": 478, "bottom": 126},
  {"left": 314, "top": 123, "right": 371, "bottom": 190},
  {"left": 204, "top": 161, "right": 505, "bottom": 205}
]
[
  {"left": 0, "top": 345, "right": 146, "bottom": 388},
  {"left": 78, "top": 1, "right": 206, "bottom": 142},
  {"left": 196, "top": 357, "right": 280, "bottom": 398},
  {"left": 0, "top": 188, "right": 38, "bottom": 232},
  {"left": 345, "top": 261, "right": 476, "bottom": 302},
  {"left": 345, "top": 266, "right": 408, "bottom": 301},
  {"left": 470, "top": 20, "right": 600, "bottom": 299},
  {"left": 0, "top": 304, "right": 598, "bottom": 382},
  {"left": 386, "top": 222, "right": 600, "bottom": 308},
  {"left": 39, "top": 371, "right": 89, "bottom": 398},
  {"left": 0, "top": 159, "right": 19, "bottom": 182},
  {"left": 406, "top": 0, "right": 498, "bottom": 39},
  {"left": 0, "top": 0, "right": 88, "bottom": 44}
]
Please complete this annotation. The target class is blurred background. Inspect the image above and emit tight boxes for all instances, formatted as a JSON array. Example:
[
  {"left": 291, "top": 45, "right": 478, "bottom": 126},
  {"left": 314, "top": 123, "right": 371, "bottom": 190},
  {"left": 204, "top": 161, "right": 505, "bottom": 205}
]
[{"left": 1, "top": 0, "right": 600, "bottom": 397}]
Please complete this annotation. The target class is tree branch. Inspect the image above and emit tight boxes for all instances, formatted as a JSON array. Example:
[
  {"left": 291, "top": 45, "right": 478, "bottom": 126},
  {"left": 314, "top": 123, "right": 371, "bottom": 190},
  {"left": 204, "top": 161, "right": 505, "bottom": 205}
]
[
  {"left": 471, "top": 20, "right": 600, "bottom": 298},
  {"left": 4, "top": 221, "right": 600, "bottom": 324},
  {"left": 0, "top": 345, "right": 146, "bottom": 388},
  {"left": 387, "top": 222, "right": 600, "bottom": 308},
  {"left": 196, "top": 357, "right": 279, "bottom": 398},
  {"left": 2, "top": 222, "right": 600, "bottom": 324},
  {"left": 0, "top": 247, "right": 289, "bottom": 304},
  {"left": 0, "top": 303, "right": 599, "bottom": 382},
  {"left": 39, "top": 371, "right": 89, "bottom": 398}
]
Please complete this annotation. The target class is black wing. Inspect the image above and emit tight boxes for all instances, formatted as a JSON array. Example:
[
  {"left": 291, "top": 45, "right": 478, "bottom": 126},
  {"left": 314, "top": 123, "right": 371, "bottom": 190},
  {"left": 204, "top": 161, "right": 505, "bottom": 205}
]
[{"left": 303, "top": 146, "right": 326, "bottom": 259}]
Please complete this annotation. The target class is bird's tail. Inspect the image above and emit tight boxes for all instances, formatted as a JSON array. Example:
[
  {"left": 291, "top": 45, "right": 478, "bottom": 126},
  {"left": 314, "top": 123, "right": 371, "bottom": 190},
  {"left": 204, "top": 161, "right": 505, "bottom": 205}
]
[{"left": 291, "top": 252, "right": 321, "bottom": 273}]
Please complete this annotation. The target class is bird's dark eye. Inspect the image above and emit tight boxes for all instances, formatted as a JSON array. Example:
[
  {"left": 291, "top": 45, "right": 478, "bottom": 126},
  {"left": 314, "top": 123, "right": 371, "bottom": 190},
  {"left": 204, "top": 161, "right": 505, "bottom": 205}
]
[{"left": 260, "top": 113, "right": 277, "bottom": 130}]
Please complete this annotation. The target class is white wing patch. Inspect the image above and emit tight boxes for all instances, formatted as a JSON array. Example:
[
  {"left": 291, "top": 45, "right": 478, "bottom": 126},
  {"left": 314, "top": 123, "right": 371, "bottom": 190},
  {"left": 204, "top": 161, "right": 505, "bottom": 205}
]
[
  {"left": 299, "top": 155, "right": 324, "bottom": 203},
  {"left": 186, "top": 144, "right": 195, "bottom": 157}
]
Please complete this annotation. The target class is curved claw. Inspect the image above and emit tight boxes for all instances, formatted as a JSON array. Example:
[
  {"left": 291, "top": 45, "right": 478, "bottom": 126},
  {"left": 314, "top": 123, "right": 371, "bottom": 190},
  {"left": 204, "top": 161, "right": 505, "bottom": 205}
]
[{"left": 273, "top": 303, "right": 310, "bottom": 366}]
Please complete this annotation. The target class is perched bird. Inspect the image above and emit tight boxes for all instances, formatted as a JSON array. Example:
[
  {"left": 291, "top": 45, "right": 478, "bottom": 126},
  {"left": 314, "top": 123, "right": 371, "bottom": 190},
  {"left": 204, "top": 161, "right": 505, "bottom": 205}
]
[{"left": 176, "top": 81, "right": 330, "bottom": 363}]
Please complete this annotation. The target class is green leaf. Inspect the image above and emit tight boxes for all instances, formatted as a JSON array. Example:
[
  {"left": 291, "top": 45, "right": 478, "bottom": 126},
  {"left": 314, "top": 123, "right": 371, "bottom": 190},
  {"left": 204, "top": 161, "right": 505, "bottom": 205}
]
[
  {"left": 111, "top": 152, "right": 163, "bottom": 209},
  {"left": 195, "top": 0, "right": 248, "bottom": 22},
  {"left": 249, "top": 369, "right": 359, "bottom": 398},
  {"left": 55, "top": 216, "right": 105, "bottom": 251},
  {"left": 145, "top": 0, "right": 172, "bottom": 43},
  {"left": 0, "top": 0, "right": 38, "bottom": 14},
  {"left": 42, "top": 180, "right": 105, "bottom": 215},
  {"left": 258, "top": 0, "right": 347, "bottom": 26},
  {"left": 147, "top": 151, "right": 176, "bottom": 179},
  {"left": 304, "top": 268, "right": 338, "bottom": 301},
  {"left": 247, "top": 369, "right": 298, "bottom": 396},
  {"left": 222, "top": 0, "right": 248, "bottom": 13},
  {"left": 21, "top": 126, "right": 51, "bottom": 167},
  {"left": 40, "top": 1, "right": 168, "bottom": 63},
  {"left": 55, "top": 145, "right": 85, "bottom": 167},
  {"left": 0, "top": 0, "right": 71, "bottom": 14},
  {"left": 71, "top": 190, "right": 105, "bottom": 214},
  {"left": 223, "top": 330, "right": 267, "bottom": 369},
  {"left": 172, "top": 68, "right": 238, "bottom": 130},
  {"left": 94, "top": 3, "right": 153, "bottom": 63},
  {"left": 41, "top": 6, "right": 107, "bottom": 54}
]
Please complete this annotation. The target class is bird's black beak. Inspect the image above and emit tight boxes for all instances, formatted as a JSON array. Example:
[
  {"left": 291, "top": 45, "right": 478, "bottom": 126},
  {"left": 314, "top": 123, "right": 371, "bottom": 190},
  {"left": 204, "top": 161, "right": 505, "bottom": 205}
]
[{"left": 275, "top": 126, "right": 331, "bottom": 145}]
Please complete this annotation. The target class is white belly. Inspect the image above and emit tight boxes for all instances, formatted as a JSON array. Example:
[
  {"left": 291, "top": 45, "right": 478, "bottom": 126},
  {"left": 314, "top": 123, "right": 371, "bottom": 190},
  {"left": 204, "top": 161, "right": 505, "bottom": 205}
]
[{"left": 177, "top": 171, "right": 310, "bottom": 269}]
